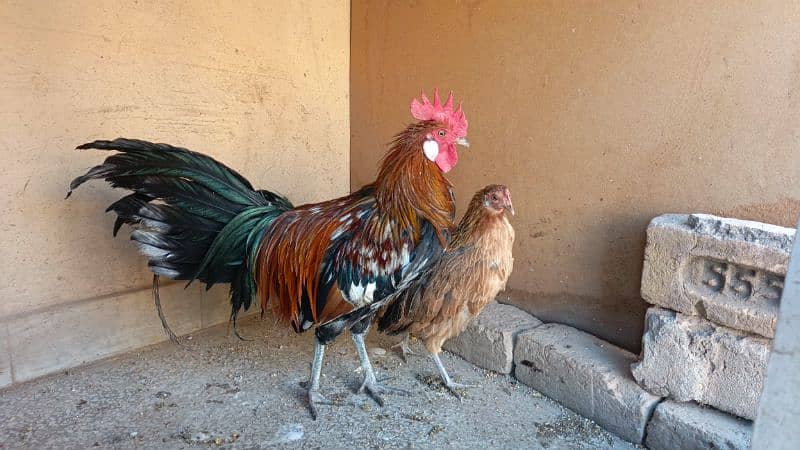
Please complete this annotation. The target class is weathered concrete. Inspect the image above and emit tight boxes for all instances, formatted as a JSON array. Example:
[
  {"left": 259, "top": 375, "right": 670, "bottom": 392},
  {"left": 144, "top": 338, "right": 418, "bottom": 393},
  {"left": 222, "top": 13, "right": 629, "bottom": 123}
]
[
  {"left": 752, "top": 219, "right": 800, "bottom": 450},
  {"left": 641, "top": 214, "right": 793, "bottom": 338},
  {"left": 645, "top": 400, "right": 752, "bottom": 450},
  {"left": 443, "top": 302, "right": 542, "bottom": 374},
  {"left": 0, "top": 316, "right": 635, "bottom": 449},
  {"left": 514, "top": 323, "right": 660, "bottom": 444},
  {"left": 2, "top": 283, "right": 245, "bottom": 384},
  {"left": 631, "top": 307, "right": 770, "bottom": 420},
  {"left": 0, "top": 0, "right": 350, "bottom": 382}
]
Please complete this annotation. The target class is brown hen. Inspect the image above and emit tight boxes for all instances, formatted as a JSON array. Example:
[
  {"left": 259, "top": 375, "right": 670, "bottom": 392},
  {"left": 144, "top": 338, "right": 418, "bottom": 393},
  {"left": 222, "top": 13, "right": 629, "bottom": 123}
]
[{"left": 378, "top": 184, "right": 515, "bottom": 392}]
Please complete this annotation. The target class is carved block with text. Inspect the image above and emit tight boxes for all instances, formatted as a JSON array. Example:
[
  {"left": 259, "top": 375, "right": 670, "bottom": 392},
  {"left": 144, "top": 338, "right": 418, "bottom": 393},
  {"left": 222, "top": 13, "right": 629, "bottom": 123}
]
[{"left": 640, "top": 214, "right": 794, "bottom": 338}]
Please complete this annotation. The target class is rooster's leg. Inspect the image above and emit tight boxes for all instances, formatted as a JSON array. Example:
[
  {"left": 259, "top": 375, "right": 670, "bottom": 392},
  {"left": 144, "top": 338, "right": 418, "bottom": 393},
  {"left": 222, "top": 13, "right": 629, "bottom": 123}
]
[
  {"left": 306, "top": 338, "right": 332, "bottom": 420},
  {"left": 431, "top": 352, "right": 477, "bottom": 396},
  {"left": 352, "top": 332, "right": 411, "bottom": 405}
]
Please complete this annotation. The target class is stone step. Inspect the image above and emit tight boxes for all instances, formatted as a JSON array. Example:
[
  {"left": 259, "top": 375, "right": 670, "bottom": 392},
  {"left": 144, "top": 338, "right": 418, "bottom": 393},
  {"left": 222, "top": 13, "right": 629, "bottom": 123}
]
[
  {"left": 443, "top": 302, "right": 542, "bottom": 374},
  {"left": 513, "top": 323, "right": 660, "bottom": 444},
  {"left": 645, "top": 400, "right": 752, "bottom": 450}
]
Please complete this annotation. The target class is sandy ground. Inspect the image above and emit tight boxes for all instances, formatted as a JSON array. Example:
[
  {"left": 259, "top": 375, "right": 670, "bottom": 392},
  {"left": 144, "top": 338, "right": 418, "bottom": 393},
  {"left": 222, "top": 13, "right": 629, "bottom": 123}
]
[{"left": 0, "top": 314, "right": 638, "bottom": 449}]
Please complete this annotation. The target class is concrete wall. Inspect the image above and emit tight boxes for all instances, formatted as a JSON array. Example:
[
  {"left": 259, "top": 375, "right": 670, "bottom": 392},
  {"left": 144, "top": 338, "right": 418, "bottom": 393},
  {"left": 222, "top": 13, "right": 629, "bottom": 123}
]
[
  {"left": 0, "top": 0, "right": 349, "bottom": 387},
  {"left": 752, "top": 218, "right": 800, "bottom": 449},
  {"left": 351, "top": 1, "right": 800, "bottom": 351}
]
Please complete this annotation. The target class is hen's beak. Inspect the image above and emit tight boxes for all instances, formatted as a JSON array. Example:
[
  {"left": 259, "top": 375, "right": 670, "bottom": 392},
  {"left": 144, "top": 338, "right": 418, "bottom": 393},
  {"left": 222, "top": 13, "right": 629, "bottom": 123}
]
[
  {"left": 505, "top": 201, "right": 515, "bottom": 216},
  {"left": 456, "top": 137, "right": 470, "bottom": 148}
]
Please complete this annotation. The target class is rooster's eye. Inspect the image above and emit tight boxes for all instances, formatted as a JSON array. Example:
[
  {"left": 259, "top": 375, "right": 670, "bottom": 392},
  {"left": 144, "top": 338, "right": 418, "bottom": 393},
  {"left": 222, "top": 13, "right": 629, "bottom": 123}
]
[
  {"left": 437, "top": 130, "right": 446, "bottom": 137},
  {"left": 491, "top": 195, "right": 498, "bottom": 200}
]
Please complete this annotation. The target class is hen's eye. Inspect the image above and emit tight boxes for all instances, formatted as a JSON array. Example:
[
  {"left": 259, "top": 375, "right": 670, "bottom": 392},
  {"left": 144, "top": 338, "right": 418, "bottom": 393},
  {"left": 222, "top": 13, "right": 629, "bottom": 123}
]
[
  {"left": 437, "top": 130, "right": 446, "bottom": 137},
  {"left": 491, "top": 194, "right": 498, "bottom": 200}
]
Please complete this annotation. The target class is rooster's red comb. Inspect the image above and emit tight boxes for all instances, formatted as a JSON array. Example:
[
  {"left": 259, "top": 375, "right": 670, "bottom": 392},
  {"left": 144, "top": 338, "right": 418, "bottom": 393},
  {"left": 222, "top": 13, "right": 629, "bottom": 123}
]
[{"left": 410, "top": 89, "right": 468, "bottom": 137}]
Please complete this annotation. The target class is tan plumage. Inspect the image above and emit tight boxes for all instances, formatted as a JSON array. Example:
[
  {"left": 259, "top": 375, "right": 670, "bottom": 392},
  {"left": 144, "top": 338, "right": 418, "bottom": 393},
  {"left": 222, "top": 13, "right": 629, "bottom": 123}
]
[{"left": 378, "top": 184, "right": 515, "bottom": 390}]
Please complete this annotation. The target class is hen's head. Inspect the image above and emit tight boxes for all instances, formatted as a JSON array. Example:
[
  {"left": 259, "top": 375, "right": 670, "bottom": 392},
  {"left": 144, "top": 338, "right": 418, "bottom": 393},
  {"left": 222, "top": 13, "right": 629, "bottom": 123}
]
[
  {"left": 482, "top": 184, "right": 515, "bottom": 216},
  {"left": 410, "top": 89, "right": 469, "bottom": 173}
]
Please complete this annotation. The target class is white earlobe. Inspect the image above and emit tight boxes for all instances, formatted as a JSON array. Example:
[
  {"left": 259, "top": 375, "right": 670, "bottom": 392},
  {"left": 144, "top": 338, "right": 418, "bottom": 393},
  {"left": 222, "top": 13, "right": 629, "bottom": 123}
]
[{"left": 423, "top": 140, "right": 439, "bottom": 161}]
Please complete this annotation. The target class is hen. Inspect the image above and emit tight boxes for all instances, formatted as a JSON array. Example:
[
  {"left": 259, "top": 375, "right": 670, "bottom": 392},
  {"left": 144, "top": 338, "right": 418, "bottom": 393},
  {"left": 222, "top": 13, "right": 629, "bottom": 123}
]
[
  {"left": 378, "top": 184, "right": 515, "bottom": 392},
  {"left": 67, "top": 89, "right": 469, "bottom": 418}
]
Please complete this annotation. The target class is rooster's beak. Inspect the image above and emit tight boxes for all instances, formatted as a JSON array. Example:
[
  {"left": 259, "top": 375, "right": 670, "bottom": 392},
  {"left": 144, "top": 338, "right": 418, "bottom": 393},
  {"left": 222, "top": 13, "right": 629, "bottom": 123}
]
[{"left": 456, "top": 137, "right": 470, "bottom": 148}]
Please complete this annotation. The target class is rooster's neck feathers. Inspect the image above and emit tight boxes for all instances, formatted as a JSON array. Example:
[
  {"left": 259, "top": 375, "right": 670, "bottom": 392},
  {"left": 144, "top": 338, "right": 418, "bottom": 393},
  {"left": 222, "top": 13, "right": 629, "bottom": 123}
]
[{"left": 373, "top": 121, "right": 455, "bottom": 244}]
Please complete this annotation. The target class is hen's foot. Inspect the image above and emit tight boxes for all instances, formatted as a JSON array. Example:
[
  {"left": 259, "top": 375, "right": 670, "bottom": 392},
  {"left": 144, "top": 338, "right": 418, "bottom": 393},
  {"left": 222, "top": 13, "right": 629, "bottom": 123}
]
[
  {"left": 443, "top": 380, "right": 477, "bottom": 398},
  {"left": 391, "top": 335, "right": 417, "bottom": 362}
]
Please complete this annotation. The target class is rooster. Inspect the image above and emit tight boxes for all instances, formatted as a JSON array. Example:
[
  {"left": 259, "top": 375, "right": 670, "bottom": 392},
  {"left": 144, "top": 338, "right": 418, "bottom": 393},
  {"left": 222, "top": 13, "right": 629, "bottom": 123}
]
[
  {"left": 67, "top": 89, "right": 469, "bottom": 418},
  {"left": 378, "top": 184, "right": 515, "bottom": 393}
]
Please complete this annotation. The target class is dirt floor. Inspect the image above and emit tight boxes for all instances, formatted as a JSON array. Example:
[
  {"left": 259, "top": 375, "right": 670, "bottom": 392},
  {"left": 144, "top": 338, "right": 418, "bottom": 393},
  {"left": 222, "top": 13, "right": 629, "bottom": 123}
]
[{"left": 0, "top": 314, "right": 637, "bottom": 449}]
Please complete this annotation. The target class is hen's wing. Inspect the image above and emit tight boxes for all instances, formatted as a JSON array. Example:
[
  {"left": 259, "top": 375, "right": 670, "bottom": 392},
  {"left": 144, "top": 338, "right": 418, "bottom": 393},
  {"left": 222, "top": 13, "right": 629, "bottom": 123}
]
[{"left": 377, "top": 242, "right": 476, "bottom": 334}]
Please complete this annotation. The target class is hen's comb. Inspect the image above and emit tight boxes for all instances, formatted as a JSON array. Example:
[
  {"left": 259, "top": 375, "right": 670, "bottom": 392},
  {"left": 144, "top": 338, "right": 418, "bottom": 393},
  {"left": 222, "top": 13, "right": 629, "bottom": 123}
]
[{"left": 410, "top": 88, "right": 468, "bottom": 136}]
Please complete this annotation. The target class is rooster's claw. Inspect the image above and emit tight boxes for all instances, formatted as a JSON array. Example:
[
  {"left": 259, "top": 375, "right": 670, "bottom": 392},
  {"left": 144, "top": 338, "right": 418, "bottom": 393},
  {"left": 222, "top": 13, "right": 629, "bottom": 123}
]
[
  {"left": 358, "top": 375, "right": 411, "bottom": 406},
  {"left": 307, "top": 389, "right": 332, "bottom": 420}
]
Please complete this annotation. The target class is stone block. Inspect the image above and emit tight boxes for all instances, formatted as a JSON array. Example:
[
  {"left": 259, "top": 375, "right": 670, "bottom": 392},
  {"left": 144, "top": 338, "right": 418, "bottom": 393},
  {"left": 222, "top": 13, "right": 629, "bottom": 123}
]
[
  {"left": 631, "top": 307, "right": 769, "bottom": 420},
  {"left": 443, "top": 302, "right": 542, "bottom": 374},
  {"left": 641, "top": 213, "right": 793, "bottom": 338},
  {"left": 514, "top": 323, "right": 660, "bottom": 443},
  {"left": 645, "top": 400, "right": 752, "bottom": 450}
]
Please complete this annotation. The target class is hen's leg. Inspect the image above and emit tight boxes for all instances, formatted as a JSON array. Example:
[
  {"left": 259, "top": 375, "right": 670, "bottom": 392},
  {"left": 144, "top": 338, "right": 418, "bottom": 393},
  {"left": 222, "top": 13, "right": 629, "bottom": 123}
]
[
  {"left": 352, "top": 332, "right": 411, "bottom": 405},
  {"left": 431, "top": 351, "right": 477, "bottom": 396},
  {"left": 306, "top": 338, "right": 332, "bottom": 420},
  {"left": 391, "top": 334, "right": 417, "bottom": 362}
]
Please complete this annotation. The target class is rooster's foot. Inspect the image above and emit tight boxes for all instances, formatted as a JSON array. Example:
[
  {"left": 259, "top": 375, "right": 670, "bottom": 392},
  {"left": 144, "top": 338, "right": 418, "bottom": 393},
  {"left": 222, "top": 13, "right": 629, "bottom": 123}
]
[
  {"left": 358, "top": 374, "right": 411, "bottom": 407},
  {"left": 307, "top": 388, "right": 332, "bottom": 420}
]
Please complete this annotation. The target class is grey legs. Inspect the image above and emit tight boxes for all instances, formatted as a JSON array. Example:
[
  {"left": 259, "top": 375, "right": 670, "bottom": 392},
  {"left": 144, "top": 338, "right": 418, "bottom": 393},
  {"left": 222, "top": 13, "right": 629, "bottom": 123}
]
[
  {"left": 306, "top": 338, "right": 332, "bottom": 419},
  {"left": 352, "top": 332, "right": 411, "bottom": 405},
  {"left": 431, "top": 352, "right": 476, "bottom": 396}
]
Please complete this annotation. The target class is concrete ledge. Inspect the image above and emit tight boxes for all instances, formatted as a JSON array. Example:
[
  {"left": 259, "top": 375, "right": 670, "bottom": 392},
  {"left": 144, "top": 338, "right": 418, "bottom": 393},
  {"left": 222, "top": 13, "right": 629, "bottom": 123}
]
[
  {"left": 443, "top": 302, "right": 542, "bottom": 374},
  {"left": 645, "top": 401, "right": 752, "bottom": 450},
  {"left": 1, "top": 283, "right": 245, "bottom": 386},
  {"left": 514, "top": 323, "right": 660, "bottom": 444},
  {"left": 631, "top": 307, "right": 769, "bottom": 420}
]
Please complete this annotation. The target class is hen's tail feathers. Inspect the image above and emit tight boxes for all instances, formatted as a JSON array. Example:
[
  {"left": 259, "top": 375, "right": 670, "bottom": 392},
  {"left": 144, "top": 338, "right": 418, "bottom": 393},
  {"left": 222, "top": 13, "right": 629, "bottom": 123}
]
[{"left": 69, "top": 138, "right": 293, "bottom": 323}]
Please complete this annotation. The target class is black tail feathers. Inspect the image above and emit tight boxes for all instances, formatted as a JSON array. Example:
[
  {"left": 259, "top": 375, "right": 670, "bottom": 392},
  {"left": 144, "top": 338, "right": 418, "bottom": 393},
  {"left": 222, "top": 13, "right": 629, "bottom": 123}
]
[{"left": 69, "top": 138, "right": 292, "bottom": 333}]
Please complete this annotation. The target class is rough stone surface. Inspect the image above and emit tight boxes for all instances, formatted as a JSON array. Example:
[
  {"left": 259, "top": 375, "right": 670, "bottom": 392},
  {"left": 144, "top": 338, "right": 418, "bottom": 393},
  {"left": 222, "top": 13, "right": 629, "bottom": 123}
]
[
  {"left": 514, "top": 323, "right": 660, "bottom": 444},
  {"left": 641, "top": 213, "right": 793, "bottom": 338},
  {"left": 631, "top": 307, "right": 770, "bottom": 420},
  {"left": 645, "top": 400, "right": 752, "bottom": 450},
  {"left": 443, "top": 302, "right": 542, "bottom": 374},
  {"left": 752, "top": 218, "right": 800, "bottom": 450},
  {"left": 0, "top": 316, "right": 636, "bottom": 449}
]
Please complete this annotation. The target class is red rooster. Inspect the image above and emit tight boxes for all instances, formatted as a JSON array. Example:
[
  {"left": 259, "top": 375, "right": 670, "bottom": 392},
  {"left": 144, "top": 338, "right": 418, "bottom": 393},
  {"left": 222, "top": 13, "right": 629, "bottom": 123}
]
[
  {"left": 378, "top": 184, "right": 515, "bottom": 393},
  {"left": 68, "top": 90, "right": 469, "bottom": 418}
]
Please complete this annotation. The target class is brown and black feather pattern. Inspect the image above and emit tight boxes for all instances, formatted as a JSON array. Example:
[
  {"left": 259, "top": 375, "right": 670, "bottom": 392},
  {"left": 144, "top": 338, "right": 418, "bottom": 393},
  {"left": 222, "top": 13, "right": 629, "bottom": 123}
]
[{"left": 378, "top": 185, "right": 515, "bottom": 354}]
